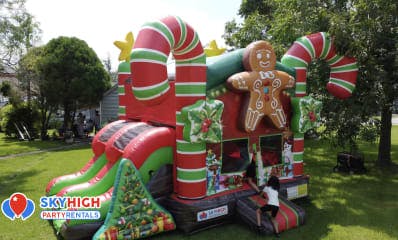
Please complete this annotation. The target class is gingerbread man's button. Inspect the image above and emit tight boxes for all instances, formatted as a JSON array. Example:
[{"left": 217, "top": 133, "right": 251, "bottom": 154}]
[{"left": 227, "top": 41, "right": 295, "bottom": 132}]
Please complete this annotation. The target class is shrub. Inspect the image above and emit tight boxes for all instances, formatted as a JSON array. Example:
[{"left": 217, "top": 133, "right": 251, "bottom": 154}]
[
  {"left": 359, "top": 118, "right": 380, "bottom": 144},
  {"left": 0, "top": 103, "right": 39, "bottom": 139}
]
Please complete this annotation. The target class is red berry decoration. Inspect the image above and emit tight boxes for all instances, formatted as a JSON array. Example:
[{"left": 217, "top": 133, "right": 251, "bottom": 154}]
[{"left": 308, "top": 111, "right": 316, "bottom": 122}]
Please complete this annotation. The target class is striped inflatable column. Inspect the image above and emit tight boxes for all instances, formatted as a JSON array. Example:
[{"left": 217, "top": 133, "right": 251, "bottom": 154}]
[
  {"left": 117, "top": 62, "right": 131, "bottom": 120},
  {"left": 131, "top": 16, "right": 207, "bottom": 199},
  {"left": 281, "top": 32, "right": 358, "bottom": 176}
]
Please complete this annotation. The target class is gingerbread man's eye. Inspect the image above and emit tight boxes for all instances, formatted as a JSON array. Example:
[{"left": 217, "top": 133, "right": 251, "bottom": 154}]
[
  {"left": 266, "top": 53, "right": 270, "bottom": 59},
  {"left": 257, "top": 53, "right": 262, "bottom": 59}
]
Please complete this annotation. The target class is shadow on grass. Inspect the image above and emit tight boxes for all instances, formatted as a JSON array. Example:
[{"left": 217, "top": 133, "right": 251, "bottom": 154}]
[
  {"left": 301, "top": 138, "right": 398, "bottom": 239},
  {"left": 0, "top": 169, "right": 41, "bottom": 199}
]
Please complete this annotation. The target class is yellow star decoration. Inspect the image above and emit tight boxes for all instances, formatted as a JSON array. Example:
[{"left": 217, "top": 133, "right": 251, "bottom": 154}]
[
  {"left": 204, "top": 40, "right": 226, "bottom": 57},
  {"left": 114, "top": 32, "right": 134, "bottom": 62}
]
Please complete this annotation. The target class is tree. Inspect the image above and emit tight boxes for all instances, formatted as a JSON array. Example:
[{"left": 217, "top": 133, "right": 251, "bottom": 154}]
[
  {"left": 0, "top": 0, "right": 41, "bottom": 71},
  {"left": 329, "top": 0, "right": 398, "bottom": 166},
  {"left": 224, "top": 0, "right": 397, "bottom": 166},
  {"left": 0, "top": 80, "right": 22, "bottom": 105},
  {"left": 38, "top": 37, "right": 111, "bottom": 131},
  {"left": 103, "top": 55, "right": 117, "bottom": 84},
  {"left": 18, "top": 46, "right": 57, "bottom": 139}
]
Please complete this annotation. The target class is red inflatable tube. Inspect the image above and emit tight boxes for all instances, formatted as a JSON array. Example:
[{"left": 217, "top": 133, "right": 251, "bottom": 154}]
[
  {"left": 281, "top": 32, "right": 358, "bottom": 99},
  {"left": 122, "top": 127, "right": 175, "bottom": 169}
]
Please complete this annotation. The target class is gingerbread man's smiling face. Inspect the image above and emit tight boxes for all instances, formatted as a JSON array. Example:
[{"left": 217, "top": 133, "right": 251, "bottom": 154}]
[{"left": 244, "top": 41, "right": 276, "bottom": 72}]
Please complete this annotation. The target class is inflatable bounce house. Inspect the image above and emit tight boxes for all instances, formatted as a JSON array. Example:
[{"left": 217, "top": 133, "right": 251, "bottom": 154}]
[{"left": 46, "top": 16, "right": 358, "bottom": 239}]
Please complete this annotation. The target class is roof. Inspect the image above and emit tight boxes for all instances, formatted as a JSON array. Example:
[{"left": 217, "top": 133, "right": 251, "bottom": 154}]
[{"left": 102, "top": 84, "right": 118, "bottom": 97}]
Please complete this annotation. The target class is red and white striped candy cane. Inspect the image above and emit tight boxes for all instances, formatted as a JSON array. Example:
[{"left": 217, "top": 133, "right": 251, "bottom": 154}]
[
  {"left": 281, "top": 32, "right": 358, "bottom": 176},
  {"left": 131, "top": 16, "right": 207, "bottom": 199},
  {"left": 281, "top": 32, "right": 358, "bottom": 99}
]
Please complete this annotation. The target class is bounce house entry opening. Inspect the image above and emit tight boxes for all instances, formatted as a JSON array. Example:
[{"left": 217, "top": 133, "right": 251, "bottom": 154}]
[
  {"left": 206, "top": 139, "right": 250, "bottom": 196},
  {"left": 260, "top": 134, "right": 282, "bottom": 167},
  {"left": 221, "top": 139, "right": 250, "bottom": 174}
]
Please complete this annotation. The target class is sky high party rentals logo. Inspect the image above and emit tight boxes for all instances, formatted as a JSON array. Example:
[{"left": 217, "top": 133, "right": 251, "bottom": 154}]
[
  {"left": 1, "top": 193, "right": 101, "bottom": 221},
  {"left": 39, "top": 196, "right": 101, "bottom": 220},
  {"left": 1, "top": 193, "right": 35, "bottom": 220}
]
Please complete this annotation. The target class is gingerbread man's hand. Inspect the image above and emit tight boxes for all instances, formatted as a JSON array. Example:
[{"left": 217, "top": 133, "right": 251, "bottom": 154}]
[{"left": 227, "top": 71, "right": 258, "bottom": 91}]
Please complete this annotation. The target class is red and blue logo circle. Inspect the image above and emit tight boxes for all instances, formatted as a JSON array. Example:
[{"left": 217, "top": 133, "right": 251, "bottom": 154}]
[{"left": 1, "top": 193, "right": 35, "bottom": 220}]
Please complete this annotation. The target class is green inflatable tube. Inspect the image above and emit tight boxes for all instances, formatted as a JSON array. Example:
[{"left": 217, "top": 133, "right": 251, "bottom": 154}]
[
  {"left": 206, "top": 49, "right": 296, "bottom": 91},
  {"left": 48, "top": 154, "right": 108, "bottom": 196},
  {"left": 138, "top": 147, "right": 174, "bottom": 183},
  {"left": 63, "top": 159, "right": 121, "bottom": 197}
]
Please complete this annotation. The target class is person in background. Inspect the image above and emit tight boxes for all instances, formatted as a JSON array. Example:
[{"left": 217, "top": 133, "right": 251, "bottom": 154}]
[
  {"left": 94, "top": 110, "right": 101, "bottom": 134},
  {"left": 245, "top": 158, "right": 261, "bottom": 194},
  {"left": 77, "top": 112, "right": 85, "bottom": 138}
]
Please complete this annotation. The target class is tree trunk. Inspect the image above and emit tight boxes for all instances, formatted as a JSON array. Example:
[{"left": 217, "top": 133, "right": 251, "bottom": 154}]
[
  {"left": 64, "top": 103, "right": 70, "bottom": 130},
  {"left": 377, "top": 105, "right": 392, "bottom": 166},
  {"left": 40, "top": 106, "right": 48, "bottom": 140}
]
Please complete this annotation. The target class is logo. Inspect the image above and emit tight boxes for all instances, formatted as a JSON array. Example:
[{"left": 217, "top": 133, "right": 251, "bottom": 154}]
[
  {"left": 197, "top": 205, "right": 228, "bottom": 222},
  {"left": 1, "top": 193, "right": 35, "bottom": 220},
  {"left": 39, "top": 196, "right": 101, "bottom": 220}
]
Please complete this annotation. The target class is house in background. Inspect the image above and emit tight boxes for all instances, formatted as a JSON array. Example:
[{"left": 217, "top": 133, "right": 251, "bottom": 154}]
[
  {"left": 0, "top": 71, "right": 18, "bottom": 107},
  {"left": 99, "top": 84, "right": 118, "bottom": 126}
]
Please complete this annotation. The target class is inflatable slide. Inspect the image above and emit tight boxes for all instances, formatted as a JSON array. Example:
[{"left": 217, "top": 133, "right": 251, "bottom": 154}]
[{"left": 46, "top": 121, "right": 176, "bottom": 239}]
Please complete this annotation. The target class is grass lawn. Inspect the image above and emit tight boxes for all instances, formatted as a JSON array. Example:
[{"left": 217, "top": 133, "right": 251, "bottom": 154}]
[
  {"left": 0, "top": 132, "right": 66, "bottom": 157},
  {"left": 0, "top": 127, "right": 397, "bottom": 240}
]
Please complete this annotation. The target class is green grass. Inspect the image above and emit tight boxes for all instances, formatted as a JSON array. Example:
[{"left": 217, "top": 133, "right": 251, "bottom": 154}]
[
  {"left": 0, "top": 132, "right": 65, "bottom": 157},
  {"left": 0, "top": 127, "right": 397, "bottom": 240}
]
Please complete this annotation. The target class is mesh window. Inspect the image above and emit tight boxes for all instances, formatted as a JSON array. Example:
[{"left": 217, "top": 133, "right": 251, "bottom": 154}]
[
  {"left": 113, "top": 124, "right": 155, "bottom": 151},
  {"left": 99, "top": 122, "right": 131, "bottom": 142}
]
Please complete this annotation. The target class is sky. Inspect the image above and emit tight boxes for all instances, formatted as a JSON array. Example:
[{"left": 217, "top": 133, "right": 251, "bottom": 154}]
[{"left": 25, "top": 0, "right": 242, "bottom": 71}]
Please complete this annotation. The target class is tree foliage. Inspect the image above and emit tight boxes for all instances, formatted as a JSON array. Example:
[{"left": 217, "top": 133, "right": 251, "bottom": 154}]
[
  {"left": 17, "top": 46, "right": 56, "bottom": 139},
  {"left": 0, "top": 80, "right": 22, "bottom": 105},
  {"left": 0, "top": 102, "right": 39, "bottom": 138},
  {"left": 38, "top": 36, "right": 111, "bottom": 130},
  {"left": 224, "top": 0, "right": 397, "bottom": 166},
  {"left": 0, "top": 0, "right": 41, "bottom": 71}
]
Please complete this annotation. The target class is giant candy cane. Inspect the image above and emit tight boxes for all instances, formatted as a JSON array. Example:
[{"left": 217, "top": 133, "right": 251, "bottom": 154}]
[
  {"left": 281, "top": 32, "right": 358, "bottom": 176},
  {"left": 131, "top": 16, "right": 207, "bottom": 199},
  {"left": 281, "top": 32, "right": 358, "bottom": 99}
]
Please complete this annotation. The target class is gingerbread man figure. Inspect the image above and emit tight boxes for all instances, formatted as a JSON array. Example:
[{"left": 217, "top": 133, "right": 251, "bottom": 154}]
[{"left": 227, "top": 41, "right": 295, "bottom": 132}]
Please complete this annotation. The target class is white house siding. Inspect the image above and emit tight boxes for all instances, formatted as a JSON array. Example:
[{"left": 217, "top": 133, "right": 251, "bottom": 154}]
[{"left": 100, "top": 85, "right": 119, "bottom": 126}]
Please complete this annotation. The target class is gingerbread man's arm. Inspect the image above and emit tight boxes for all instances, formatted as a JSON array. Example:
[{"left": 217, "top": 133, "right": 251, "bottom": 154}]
[{"left": 227, "top": 71, "right": 258, "bottom": 92}]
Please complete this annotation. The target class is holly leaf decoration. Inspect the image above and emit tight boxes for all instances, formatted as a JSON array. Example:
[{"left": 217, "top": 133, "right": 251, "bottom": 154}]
[
  {"left": 291, "top": 96, "right": 322, "bottom": 133},
  {"left": 181, "top": 99, "right": 224, "bottom": 143}
]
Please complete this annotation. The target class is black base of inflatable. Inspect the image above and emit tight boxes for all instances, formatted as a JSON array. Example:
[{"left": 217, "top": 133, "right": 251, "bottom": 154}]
[
  {"left": 60, "top": 222, "right": 103, "bottom": 240},
  {"left": 58, "top": 172, "right": 308, "bottom": 239},
  {"left": 159, "top": 186, "right": 256, "bottom": 234}
]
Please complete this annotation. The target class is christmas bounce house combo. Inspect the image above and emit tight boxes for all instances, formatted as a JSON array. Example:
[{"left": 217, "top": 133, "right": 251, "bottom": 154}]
[{"left": 46, "top": 16, "right": 358, "bottom": 239}]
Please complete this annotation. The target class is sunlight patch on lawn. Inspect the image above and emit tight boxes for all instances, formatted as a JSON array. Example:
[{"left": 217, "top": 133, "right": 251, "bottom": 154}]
[{"left": 324, "top": 224, "right": 396, "bottom": 240}]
